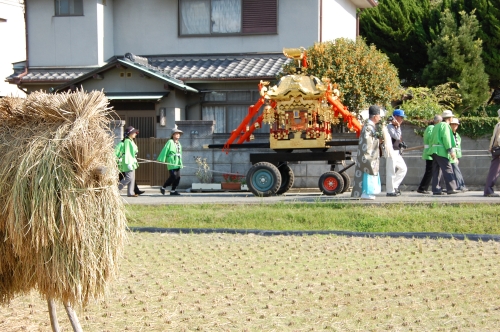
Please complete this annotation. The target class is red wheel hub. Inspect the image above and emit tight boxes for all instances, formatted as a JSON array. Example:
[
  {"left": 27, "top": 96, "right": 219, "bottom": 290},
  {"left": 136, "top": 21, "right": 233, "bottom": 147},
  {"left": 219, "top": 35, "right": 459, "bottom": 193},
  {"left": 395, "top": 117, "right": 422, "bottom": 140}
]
[{"left": 323, "top": 177, "right": 338, "bottom": 190}]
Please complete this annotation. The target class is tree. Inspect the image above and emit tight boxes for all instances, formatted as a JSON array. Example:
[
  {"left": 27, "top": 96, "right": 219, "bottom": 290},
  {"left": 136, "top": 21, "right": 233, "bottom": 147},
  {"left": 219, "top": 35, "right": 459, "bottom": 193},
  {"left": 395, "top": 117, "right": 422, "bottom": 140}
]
[
  {"left": 361, "top": 0, "right": 500, "bottom": 91},
  {"left": 422, "top": 9, "right": 489, "bottom": 113},
  {"left": 443, "top": 0, "right": 500, "bottom": 88},
  {"left": 281, "top": 38, "right": 401, "bottom": 112},
  {"left": 359, "top": 0, "right": 436, "bottom": 86}
]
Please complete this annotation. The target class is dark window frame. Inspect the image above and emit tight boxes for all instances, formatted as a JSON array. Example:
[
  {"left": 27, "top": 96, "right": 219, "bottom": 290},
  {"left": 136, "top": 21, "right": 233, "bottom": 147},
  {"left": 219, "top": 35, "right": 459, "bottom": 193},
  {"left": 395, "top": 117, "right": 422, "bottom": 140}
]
[
  {"left": 55, "top": 0, "right": 84, "bottom": 17},
  {"left": 178, "top": 0, "right": 278, "bottom": 37}
]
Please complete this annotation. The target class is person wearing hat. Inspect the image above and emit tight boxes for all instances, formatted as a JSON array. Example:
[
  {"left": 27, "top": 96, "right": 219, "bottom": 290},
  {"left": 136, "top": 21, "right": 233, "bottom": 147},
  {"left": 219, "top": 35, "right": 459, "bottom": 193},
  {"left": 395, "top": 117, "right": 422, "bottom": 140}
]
[
  {"left": 416, "top": 115, "right": 442, "bottom": 194},
  {"left": 117, "top": 126, "right": 140, "bottom": 197},
  {"left": 483, "top": 109, "right": 500, "bottom": 197},
  {"left": 427, "top": 110, "right": 460, "bottom": 195},
  {"left": 450, "top": 117, "right": 468, "bottom": 192},
  {"left": 116, "top": 141, "right": 145, "bottom": 196},
  {"left": 385, "top": 109, "right": 408, "bottom": 196},
  {"left": 351, "top": 105, "right": 382, "bottom": 200},
  {"left": 157, "top": 126, "right": 184, "bottom": 195}
]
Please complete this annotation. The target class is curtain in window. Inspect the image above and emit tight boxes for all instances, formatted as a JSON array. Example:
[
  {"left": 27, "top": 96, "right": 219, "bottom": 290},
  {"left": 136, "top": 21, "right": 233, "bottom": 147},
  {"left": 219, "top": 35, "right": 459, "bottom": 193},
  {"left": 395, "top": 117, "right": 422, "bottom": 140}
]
[
  {"left": 230, "top": 105, "right": 270, "bottom": 134},
  {"left": 180, "top": 0, "right": 211, "bottom": 35},
  {"left": 227, "top": 105, "right": 248, "bottom": 134},
  {"left": 204, "top": 92, "right": 226, "bottom": 101},
  {"left": 203, "top": 106, "right": 226, "bottom": 133},
  {"left": 227, "top": 91, "right": 250, "bottom": 101},
  {"left": 212, "top": 0, "right": 241, "bottom": 33},
  {"left": 55, "top": 0, "right": 83, "bottom": 16}
]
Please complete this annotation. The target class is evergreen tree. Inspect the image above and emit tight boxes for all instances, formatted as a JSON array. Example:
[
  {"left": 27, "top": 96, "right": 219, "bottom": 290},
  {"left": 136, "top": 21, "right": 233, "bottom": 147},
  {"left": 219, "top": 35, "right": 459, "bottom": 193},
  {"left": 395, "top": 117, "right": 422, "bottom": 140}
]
[
  {"left": 359, "top": 0, "right": 434, "bottom": 85},
  {"left": 361, "top": 0, "right": 500, "bottom": 91},
  {"left": 447, "top": 0, "right": 500, "bottom": 88},
  {"left": 280, "top": 39, "right": 400, "bottom": 112},
  {"left": 423, "top": 9, "right": 489, "bottom": 113}
]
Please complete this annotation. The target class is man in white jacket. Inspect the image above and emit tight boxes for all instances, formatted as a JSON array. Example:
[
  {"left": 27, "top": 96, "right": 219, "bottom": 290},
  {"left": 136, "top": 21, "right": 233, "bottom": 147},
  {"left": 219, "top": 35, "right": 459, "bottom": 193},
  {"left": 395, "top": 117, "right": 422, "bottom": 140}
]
[{"left": 386, "top": 109, "right": 408, "bottom": 196}]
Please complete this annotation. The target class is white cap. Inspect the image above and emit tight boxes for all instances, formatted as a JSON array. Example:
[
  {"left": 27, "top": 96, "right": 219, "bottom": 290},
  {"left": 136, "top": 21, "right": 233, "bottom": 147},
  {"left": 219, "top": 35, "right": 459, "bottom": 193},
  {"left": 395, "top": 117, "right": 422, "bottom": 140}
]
[{"left": 441, "top": 110, "right": 454, "bottom": 118}]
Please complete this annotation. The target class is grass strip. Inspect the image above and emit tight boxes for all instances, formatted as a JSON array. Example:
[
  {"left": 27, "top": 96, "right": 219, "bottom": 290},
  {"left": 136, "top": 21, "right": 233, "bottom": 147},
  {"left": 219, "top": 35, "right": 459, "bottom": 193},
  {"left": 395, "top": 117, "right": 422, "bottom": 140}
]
[{"left": 125, "top": 202, "right": 500, "bottom": 235}]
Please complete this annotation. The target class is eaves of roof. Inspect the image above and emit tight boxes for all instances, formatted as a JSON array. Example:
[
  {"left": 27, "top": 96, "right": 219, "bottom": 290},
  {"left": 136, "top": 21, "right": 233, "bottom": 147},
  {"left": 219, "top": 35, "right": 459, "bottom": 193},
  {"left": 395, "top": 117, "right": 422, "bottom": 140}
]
[
  {"left": 350, "top": 0, "right": 378, "bottom": 8},
  {"left": 6, "top": 67, "right": 95, "bottom": 85},
  {"left": 116, "top": 58, "right": 198, "bottom": 93},
  {"left": 7, "top": 52, "right": 289, "bottom": 91},
  {"left": 48, "top": 58, "right": 198, "bottom": 93},
  {"left": 105, "top": 91, "right": 169, "bottom": 101}
]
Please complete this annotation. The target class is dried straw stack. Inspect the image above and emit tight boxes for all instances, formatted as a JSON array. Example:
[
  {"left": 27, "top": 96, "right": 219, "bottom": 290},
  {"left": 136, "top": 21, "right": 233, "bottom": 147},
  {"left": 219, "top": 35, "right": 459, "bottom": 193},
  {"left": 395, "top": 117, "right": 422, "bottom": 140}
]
[{"left": 0, "top": 90, "right": 127, "bottom": 307}]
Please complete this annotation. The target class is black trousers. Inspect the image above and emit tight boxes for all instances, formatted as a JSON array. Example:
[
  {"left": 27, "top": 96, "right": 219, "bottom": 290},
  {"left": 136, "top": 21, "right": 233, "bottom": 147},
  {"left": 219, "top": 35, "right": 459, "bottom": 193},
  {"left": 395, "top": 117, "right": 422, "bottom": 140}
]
[
  {"left": 163, "top": 169, "right": 181, "bottom": 190},
  {"left": 484, "top": 155, "right": 500, "bottom": 195},
  {"left": 431, "top": 154, "right": 457, "bottom": 193},
  {"left": 417, "top": 159, "right": 433, "bottom": 191}
]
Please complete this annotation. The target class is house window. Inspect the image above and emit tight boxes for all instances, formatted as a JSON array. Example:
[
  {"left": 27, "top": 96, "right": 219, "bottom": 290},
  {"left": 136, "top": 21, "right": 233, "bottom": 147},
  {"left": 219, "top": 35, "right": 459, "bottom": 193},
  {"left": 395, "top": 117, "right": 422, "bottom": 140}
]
[
  {"left": 201, "top": 91, "right": 269, "bottom": 133},
  {"left": 55, "top": 0, "right": 83, "bottom": 16},
  {"left": 179, "top": 0, "right": 277, "bottom": 36}
]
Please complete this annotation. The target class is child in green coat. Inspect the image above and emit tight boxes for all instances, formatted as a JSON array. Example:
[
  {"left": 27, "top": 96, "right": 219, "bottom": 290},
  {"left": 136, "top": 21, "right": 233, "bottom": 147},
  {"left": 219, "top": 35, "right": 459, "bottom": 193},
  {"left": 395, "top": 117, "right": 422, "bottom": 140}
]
[
  {"left": 117, "top": 126, "right": 139, "bottom": 197},
  {"left": 157, "top": 126, "right": 183, "bottom": 195}
]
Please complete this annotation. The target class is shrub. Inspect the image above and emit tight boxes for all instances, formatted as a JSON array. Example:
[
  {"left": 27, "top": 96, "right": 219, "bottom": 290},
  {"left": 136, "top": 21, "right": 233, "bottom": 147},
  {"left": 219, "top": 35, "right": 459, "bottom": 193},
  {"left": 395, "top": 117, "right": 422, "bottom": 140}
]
[{"left": 280, "top": 38, "right": 401, "bottom": 112}]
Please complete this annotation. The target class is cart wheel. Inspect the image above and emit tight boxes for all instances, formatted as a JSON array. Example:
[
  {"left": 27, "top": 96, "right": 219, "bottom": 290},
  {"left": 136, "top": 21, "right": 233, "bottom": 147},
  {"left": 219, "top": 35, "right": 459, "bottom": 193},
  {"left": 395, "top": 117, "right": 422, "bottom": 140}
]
[
  {"left": 276, "top": 164, "right": 294, "bottom": 195},
  {"left": 340, "top": 172, "right": 351, "bottom": 193},
  {"left": 318, "top": 171, "right": 344, "bottom": 195},
  {"left": 246, "top": 162, "right": 282, "bottom": 197}
]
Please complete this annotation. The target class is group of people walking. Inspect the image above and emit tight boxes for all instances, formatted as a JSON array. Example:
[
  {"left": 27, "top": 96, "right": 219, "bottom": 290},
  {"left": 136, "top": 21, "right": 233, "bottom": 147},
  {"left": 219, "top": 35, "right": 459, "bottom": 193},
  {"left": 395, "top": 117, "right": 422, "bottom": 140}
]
[
  {"left": 116, "top": 107, "right": 500, "bottom": 199},
  {"left": 116, "top": 126, "right": 184, "bottom": 197},
  {"left": 352, "top": 106, "right": 500, "bottom": 200}
]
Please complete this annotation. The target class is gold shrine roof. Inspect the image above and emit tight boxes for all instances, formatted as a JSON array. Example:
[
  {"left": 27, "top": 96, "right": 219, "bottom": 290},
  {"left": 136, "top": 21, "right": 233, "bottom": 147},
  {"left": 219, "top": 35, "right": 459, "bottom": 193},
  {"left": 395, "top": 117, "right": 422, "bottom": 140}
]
[{"left": 266, "top": 74, "right": 326, "bottom": 101}]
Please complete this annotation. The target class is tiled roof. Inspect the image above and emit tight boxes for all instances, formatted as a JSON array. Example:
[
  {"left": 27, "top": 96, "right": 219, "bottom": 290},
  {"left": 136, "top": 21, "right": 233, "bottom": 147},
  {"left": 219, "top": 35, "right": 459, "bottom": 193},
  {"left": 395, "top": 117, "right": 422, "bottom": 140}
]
[
  {"left": 7, "top": 53, "right": 288, "bottom": 85},
  {"left": 7, "top": 68, "right": 95, "bottom": 83},
  {"left": 147, "top": 53, "right": 288, "bottom": 80}
]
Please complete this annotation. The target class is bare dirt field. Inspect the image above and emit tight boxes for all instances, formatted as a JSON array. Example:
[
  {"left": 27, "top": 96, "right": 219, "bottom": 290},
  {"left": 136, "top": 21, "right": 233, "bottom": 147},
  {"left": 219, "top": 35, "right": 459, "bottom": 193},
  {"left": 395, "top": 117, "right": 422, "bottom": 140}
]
[{"left": 2, "top": 232, "right": 500, "bottom": 331}]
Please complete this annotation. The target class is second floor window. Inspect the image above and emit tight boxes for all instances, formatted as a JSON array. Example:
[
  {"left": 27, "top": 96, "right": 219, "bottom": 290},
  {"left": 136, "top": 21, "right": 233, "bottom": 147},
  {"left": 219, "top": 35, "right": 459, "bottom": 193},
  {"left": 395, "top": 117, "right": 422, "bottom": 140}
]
[
  {"left": 179, "top": 0, "right": 277, "bottom": 36},
  {"left": 55, "top": 0, "right": 83, "bottom": 16}
]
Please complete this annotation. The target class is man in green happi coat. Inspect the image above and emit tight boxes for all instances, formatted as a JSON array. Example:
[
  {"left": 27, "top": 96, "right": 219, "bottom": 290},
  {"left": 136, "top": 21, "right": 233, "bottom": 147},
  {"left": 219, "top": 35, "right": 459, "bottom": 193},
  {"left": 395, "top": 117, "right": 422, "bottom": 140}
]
[{"left": 427, "top": 110, "right": 459, "bottom": 195}]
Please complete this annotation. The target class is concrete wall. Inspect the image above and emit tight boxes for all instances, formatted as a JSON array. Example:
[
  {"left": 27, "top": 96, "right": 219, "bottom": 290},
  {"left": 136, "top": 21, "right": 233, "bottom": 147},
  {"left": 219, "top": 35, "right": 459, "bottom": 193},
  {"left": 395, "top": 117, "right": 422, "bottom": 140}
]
[
  {"left": 28, "top": 0, "right": 100, "bottom": 66},
  {"left": 27, "top": 0, "right": 365, "bottom": 68},
  {"left": 322, "top": 0, "right": 357, "bottom": 42},
  {"left": 174, "top": 121, "right": 499, "bottom": 191},
  {"left": 112, "top": 0, "right": 319, "bottom": 56},
  {"left": 379, "top": 123, "right": 495, "bottom": 192}
]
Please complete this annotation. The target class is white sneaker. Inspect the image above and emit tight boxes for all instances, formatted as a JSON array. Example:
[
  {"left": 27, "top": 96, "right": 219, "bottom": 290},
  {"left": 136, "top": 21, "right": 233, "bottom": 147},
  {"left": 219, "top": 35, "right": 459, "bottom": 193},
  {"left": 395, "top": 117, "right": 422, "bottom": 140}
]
[{"left": 360, "top": 193, "right": 375, "bottom": 200}]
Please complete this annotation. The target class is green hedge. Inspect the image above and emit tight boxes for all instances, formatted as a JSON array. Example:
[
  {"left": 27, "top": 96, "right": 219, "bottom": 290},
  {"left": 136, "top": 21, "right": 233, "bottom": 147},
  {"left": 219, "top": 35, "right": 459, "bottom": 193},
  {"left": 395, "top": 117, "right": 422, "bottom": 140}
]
[{"left": 406, "top": 117, "right": 499, "bottom": 139}]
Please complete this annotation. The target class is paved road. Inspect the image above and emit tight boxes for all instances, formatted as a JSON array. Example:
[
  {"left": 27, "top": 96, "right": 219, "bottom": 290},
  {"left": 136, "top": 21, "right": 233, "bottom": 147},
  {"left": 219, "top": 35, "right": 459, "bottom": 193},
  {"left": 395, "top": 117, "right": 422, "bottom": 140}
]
[{"left": 122, "top": 187, "right": 499, "bottom": 205}]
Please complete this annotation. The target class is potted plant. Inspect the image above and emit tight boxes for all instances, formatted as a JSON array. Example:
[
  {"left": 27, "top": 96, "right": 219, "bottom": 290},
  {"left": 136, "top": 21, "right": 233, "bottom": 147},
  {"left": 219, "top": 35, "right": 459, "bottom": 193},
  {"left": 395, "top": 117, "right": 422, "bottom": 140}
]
[
  {"left": 192, "top": 156, "right": 221, "bottom": 191},
  {"left": 221, "top": 172, "right": 246, "bottom": 190}
]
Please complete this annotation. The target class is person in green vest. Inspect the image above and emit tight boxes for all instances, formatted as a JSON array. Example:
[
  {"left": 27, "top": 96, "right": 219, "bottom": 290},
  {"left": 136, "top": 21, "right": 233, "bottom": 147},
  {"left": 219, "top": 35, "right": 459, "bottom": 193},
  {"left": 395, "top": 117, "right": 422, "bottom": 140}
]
[
  {"left": 117, "top": 126, "right": 140, "bottom": 197},
  {"left": 427, "top": 110, "right": 459, "bottom": 195},
  {"left": 115, "top": 140, "right": 144, "bottom": 196},
  {"left": 450, "top": 117, "right": 468, "bottom": 192},
  {"left": 416, "top": 115, "right": 442, "bottom": 194},
  {"left": 158, "top": 126, "right": 184, "bottom": 195}
]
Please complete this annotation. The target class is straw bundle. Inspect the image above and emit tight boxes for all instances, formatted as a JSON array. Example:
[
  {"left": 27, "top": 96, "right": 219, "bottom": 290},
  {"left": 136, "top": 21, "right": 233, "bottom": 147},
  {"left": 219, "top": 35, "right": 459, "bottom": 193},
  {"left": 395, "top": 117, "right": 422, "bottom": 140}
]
[{"left": 0, "top": 90, "right": 127, "bottom": 307}]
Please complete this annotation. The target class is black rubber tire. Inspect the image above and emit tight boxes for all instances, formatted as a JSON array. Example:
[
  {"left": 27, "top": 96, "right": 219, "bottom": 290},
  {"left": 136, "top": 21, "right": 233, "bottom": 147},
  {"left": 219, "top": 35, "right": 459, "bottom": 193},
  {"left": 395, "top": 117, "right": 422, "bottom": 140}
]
[
  {"left": 318, "top": 171, "right": 345, "bottom": 195},
  {"left": 246, "top": 162, "right": 282, "bottom": 197},
  {"left": 276, "top": 164, "right": 294, "bottom": 195},
  {"left": 340, "top": 172, "right": 351, "bottom": 193}
]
